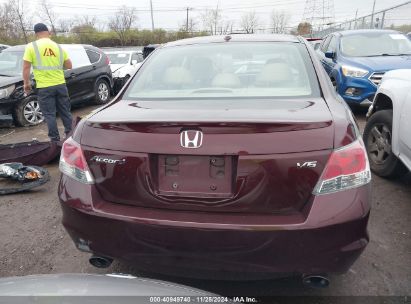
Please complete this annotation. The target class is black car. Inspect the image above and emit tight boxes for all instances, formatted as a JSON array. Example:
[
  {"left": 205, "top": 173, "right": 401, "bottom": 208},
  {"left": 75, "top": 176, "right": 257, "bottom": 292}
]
[
  {"left": 0, "top": 44, "right": 113, "bottom": 127},
  {"left": 0, "top": 44, "right": 9, "bottom": 52}
]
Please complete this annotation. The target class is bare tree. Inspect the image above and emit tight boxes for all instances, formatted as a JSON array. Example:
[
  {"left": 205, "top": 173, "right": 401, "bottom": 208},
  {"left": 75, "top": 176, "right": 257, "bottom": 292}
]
[
  {"left": 109, "top": 6, "right": 138, "bottom": 46},
  {"left": 179, "top": 17, "right": 197, "bottom": 33},
  {"left": 38, "top": 0, "right": 57, "bottom": 35},
  {"left": 10, "top": 0, "right": 30, "bottom": 43},
  {"left": 58, "top": 18, "right": 75, "bottom": 33},
  {"left": 76, "top": 15, "right": 97, "bottom": 28},
  {"left": 240, "top": 11, "right": 259, "bottom": 34},
  {"left": 270, "top": 10, "right": 289, "bottom": 34},
  {"left": 201, "top": 6, "right": 232, "bottom": 35}
]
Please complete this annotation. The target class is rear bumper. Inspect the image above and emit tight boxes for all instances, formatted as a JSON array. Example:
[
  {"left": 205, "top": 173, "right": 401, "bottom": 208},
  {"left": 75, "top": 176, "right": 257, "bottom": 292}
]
[{"left": 59, "top": 176, "right": 371, "bottom": 280}]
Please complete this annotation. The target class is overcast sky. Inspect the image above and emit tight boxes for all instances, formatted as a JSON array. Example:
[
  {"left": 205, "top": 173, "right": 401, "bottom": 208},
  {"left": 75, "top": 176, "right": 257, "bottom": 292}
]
[{"left": 18, "top": 0, "right": 411, "bottom": 31}]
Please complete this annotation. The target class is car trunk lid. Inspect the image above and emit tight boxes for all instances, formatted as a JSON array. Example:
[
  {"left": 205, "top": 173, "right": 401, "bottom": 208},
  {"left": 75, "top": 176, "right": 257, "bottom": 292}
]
[{"left": 80, "top": 98, "right": 334, "bottom": 214}]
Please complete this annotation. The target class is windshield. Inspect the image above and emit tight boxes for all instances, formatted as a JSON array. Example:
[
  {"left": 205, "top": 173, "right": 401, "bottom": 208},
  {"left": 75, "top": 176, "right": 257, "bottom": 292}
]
[
  {"left": 341, "top": 32, "right": 411, "bottom": 57},
  {"left": 107, "top": 53, "right": 130, "bottom": 64},
  {"left": 0, "top": 51, "right": 23, "bottom": 76},
  {"left": 124, "top": 42, "right": 320, "bottom": 100}
]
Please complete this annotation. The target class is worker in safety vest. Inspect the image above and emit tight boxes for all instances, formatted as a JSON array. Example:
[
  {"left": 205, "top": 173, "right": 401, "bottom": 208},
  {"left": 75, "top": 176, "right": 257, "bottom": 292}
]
[{"left": 23, "top": 23, "right": 73, "bottom": 142}]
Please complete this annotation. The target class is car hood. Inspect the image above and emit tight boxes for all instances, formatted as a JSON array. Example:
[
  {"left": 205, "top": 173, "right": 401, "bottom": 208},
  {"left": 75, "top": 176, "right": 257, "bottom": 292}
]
[
  {"left": 110, "top": 64, "right": 126, "bottom": 73},
  {"left": 345, "top": 55, "right": 411, "bottom": 71},
  {"left": 0, "top": 75, "right": 22, "bottom": 88},
  {"left": 0, "top": 273, "right": 213, "bottom": 297}
]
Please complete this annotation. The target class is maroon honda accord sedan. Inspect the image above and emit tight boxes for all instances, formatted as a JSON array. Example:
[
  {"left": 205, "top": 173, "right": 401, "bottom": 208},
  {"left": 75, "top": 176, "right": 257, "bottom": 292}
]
[{"left": 58, "top": 35, "right": 371, "bottom": 285}]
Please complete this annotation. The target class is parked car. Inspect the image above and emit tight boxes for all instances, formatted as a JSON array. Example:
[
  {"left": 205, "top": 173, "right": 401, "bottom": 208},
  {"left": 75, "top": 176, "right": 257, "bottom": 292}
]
[
  {"left": 0, "top": 44, "right": 10, "bottom": 52},
  {"left": 142, "top": 44, "right": 160, "bottom": 59},
  {"left": 0, "top": 44, "right": 113, "bottom": 127},
  {"left": 106, "top": 50, "right": 144, "bottom": 93},
  {"left": 364, "top": 69, "right": 411, "bottom": 178},
  {"left": 307, "top": 38, "right": 322, "bottom": 50},
  {"left": 0, "top": 273, "right": 213, "bottom": 300},
  {"left": 59, "top": 34, "right": 371, "bottom": 286},
  {"left": 317, "top": 29, "right": 411, "bottom": 108},
  {"left": 407, "top": 32, "right": 411, "bottom": 40}
]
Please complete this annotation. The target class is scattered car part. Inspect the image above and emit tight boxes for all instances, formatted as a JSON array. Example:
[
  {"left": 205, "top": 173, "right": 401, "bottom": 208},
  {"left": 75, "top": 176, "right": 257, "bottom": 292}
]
[
  {"left": 0, "top": 162, "right": 49, "bottom": 195},
  {"left": 0, "top": 140, "right": 60, "bottom": 166}
]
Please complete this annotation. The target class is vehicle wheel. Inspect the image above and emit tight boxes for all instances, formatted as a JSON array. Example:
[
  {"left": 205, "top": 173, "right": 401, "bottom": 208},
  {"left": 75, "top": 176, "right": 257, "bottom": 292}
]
[
  {"left": 94, "top": 79, "right": 110, "bottom": 105},
  {"left": 363, "top": 110, "right": 407, "bottom": 178},
  {"left": 13, "top": 96, "right": 44, "bottom": 127}
]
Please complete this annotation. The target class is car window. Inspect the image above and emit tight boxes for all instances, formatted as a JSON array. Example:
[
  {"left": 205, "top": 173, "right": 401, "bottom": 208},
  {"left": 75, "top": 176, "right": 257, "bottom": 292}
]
[
  {"left": 125, "top": 42, "right": 320, "bottom": 99},
  {"left": 107, "top": 53, "right": 130, "bottom": 64},
  {"left": 131, "top": 52, "right": 143, "bottom": 63},
  {"left": 0, "top": 51, "right": 23, "bottom": 76},
  {"left": 341, "top": 32, "right": 411, "bottom": 57},
  {"left": 63, "top": 45, "right": 91, "bottom": 68},
  {"left": 86, "top": 50, "right": 101, "bottom": 64},
  {"left": 320, "top": 36, "right": 332, "bottom": 53},
  {"left": 326, "top": 36, "right": 337, "bottom": 53}
]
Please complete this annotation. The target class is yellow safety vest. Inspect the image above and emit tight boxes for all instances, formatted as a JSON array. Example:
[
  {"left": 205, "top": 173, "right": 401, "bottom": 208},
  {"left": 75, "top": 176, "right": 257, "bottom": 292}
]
[{"left": 23, "top": 38, "right": 68, "bottom": 88}]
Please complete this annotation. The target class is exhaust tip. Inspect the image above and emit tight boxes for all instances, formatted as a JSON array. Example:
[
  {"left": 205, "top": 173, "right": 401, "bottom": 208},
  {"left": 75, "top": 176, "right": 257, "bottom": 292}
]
[
  {"left": 302, "top": 275, "right": 330, "bottom": 288},
  {"left": 89, "top": 255, "right": 113, "bottom": 268}
]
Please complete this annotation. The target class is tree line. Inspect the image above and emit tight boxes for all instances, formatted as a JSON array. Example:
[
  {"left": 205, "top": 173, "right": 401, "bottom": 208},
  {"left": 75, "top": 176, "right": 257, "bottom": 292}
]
[{"left": 0, "top": 0, "right": 297, "bottom": 47}]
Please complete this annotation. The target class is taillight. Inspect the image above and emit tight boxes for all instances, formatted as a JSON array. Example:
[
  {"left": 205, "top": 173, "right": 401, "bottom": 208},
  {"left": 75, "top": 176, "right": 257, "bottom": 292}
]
[
  {"left": 105, "top": 56, "right": 110, "bottom": 65},
  {"left": 59, "top": 137, "right": 94, "bottom": 184},
  {"left": 313, "top": 139, "right": 371, "bottom": 195}
]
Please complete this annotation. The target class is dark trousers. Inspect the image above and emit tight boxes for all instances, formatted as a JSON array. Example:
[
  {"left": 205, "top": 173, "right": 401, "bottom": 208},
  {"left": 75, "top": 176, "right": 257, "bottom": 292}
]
[{"left": 38, "top": 84, "right": 72, "bottom": 141}]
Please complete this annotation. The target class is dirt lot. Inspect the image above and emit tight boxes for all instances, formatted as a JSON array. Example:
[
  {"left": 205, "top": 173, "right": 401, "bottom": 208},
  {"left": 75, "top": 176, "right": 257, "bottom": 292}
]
[{"left": 0, "top": 104, "right": 410, "bottom": 297}]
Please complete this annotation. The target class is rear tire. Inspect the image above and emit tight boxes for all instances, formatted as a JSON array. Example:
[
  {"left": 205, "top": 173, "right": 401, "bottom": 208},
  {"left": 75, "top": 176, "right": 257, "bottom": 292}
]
[
  {"left": 363, "top": 110, "right": 407, "bottom": 178},
  {"left": 13, "top": 96, "right": 44, "bottom": 127},
  {"left": 93, "top": 79, "right": 110, "bottom": 105}
]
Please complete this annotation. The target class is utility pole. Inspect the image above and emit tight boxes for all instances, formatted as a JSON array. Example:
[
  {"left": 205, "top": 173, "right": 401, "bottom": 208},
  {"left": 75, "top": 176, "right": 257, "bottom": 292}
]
[
  {"left": 354, "top": 9, "right": 358, "bottom": 29},
  {"left": 370, "top": 0, "right": 376, "bottom": 29},
  {"left": 186, "top": 7, "right": 189, "bottom": 32},
  {"left": 150, "top": 0, "right": 155, "bottom": 31}
]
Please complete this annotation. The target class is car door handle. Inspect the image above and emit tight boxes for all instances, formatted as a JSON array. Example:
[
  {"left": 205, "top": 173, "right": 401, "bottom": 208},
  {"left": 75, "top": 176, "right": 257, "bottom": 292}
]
[
  {"left": 92, "top": 65, "right": 97, "bottom": 70},
  {"left": 70, "top": 73, "right": 76, "bottom": 78}
]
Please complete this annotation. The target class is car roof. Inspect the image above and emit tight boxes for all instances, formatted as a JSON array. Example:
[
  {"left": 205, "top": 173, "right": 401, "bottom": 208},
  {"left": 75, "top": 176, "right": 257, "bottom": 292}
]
[
  {"left": 105, "top": 50, "right": 141, "bottom": 54},
  {"left": 3, "top": 44, "right": 95, "bottom": 52},
  {"left": 334, "top": 29, "right": 400, "bottom": 37},
  {"left": 164, "top": 34, "right": 301, "bottom": 48}
]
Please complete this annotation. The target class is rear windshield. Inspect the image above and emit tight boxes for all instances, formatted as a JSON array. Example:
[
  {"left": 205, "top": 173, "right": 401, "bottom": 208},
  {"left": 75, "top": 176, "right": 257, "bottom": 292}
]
[
  {"left": 124, "top": 42, "right": 320, "bottom": 100},
  {"left": 108, "top": 53, "right": 130, "bottom": 64},
  {"left": 341, "top": 32, "right": 411, "bottom": 57}
]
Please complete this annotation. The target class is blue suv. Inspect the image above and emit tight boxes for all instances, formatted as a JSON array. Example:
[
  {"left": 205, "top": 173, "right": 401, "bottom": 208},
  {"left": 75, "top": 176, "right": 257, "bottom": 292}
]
[{"left": 317, "top": 29, "right": 411, "bottom": 107}]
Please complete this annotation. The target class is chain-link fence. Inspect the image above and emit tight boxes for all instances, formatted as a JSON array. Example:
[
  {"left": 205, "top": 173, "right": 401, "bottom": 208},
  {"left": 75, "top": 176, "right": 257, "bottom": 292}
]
[{"left": 310, "top": 1, "right": 411, "bottom": 37}]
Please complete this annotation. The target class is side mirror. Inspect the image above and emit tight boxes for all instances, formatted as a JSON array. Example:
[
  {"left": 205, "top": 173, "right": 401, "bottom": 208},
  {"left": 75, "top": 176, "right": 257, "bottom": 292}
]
[
  {"left": 325, "top": 51, "right": 335, "bottom": 59},
  {"left": 131, "top": 60, "right": 138, "bottom": 65}
]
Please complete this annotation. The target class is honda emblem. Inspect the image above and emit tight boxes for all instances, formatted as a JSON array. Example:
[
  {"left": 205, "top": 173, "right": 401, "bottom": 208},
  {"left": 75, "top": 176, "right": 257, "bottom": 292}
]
[{"left": 180, "top": 130, "right": 203, "bottom": 149}]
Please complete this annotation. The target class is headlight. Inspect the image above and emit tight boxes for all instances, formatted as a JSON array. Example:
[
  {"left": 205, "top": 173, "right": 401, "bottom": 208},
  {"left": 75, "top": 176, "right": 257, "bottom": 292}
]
[
  {"left": 341, "top": 66, "right": 369, "bottom": 78},
  {"left": 0, "top": 84, "right": 15, "bottom": 99}
]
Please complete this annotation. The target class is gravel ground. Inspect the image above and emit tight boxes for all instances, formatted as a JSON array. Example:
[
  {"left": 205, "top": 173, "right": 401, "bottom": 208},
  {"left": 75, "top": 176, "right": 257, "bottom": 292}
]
[{"left": 0, "top": 104, "right": 410, "bottom": 297}]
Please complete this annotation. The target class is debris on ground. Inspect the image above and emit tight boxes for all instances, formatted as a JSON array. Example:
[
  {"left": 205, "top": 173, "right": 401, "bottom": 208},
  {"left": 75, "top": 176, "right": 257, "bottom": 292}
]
[{"left": 0, "top": 162, "right": 50, "bottom": 195}]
